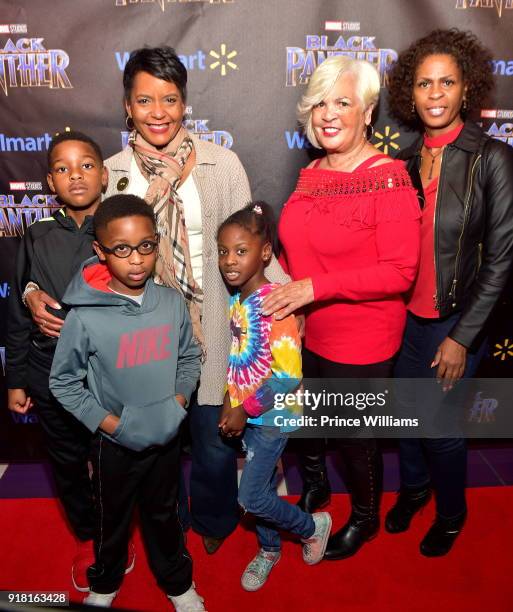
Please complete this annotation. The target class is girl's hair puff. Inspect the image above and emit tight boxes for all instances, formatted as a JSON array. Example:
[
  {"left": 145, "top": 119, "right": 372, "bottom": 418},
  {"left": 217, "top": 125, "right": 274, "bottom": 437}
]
[{"left": 217, "top": 201, "right": 280, "bottom": 256}]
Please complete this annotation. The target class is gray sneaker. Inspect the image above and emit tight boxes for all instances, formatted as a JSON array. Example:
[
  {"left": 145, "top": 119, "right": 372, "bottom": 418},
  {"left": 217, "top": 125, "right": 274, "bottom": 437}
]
[
  {"left": 302, "top": 512, "right": 332, "bottom": 565},
  {"left": 241, "top": 549, "right": 281, "bottom": 591}
]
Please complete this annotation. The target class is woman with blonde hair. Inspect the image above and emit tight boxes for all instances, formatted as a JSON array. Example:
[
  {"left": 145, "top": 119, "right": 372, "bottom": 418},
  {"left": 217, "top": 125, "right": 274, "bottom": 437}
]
[{"left": 262, "top": 55, "right": 421, "bottom": 560}]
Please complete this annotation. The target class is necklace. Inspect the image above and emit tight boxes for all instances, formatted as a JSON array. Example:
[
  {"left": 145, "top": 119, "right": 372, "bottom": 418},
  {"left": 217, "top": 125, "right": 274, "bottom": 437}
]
[
  {"left": 422, "top": 145, "right": 444, "bottom": 181},
  {"left": 422, "top": 123, "right": 465, "bottom": 180}
]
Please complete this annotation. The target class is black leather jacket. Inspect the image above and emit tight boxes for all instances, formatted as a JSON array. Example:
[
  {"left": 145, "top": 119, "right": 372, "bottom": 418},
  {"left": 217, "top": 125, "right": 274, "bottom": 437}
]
[{"left": 398, "top": 121, "right": 513, "bottom": 349}]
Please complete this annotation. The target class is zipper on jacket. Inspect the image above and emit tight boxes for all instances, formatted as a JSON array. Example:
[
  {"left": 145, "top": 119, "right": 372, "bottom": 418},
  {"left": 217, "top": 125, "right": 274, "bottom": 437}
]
[
  {"left": 433, "top": 149, "right": 445, "bottom": 310},
  {"left": 448, "top": 153, "right": 481, "bottom": 307},
  {"left": 477, "top": 242, "right": 483, "bottom": 271}
]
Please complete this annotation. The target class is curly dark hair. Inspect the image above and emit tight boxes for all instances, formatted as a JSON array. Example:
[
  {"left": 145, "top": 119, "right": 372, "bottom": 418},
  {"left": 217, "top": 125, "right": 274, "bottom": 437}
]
[{"left": 387, "top": 28, "right": 494, "bottom": 130}]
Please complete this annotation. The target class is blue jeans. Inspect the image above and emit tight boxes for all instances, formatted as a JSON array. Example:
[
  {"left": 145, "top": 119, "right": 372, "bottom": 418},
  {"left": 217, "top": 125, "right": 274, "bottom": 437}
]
[
  {"left": 189, "top": 402, "right": 240, "bottom": 538},
  {"left": 395, "top": 311, "right": 487, "bottom": 518},
  {"left": 238, "top": 425, "right": 315, "bottom": 552}
]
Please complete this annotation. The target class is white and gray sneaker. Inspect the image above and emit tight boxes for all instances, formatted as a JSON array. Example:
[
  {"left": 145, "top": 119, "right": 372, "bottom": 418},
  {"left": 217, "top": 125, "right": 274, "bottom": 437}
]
[
  {"left": 168, "top": 583, "right": 206, "bottom": 611},
  {"left": 83, "top": 591, "right": 118, "bottom": 607},
  {"left": 302, "top": 512, "right": 332, "bottom": 565},
  {"left": 241, "top": 549, "right": 281, "bottom": 591}
]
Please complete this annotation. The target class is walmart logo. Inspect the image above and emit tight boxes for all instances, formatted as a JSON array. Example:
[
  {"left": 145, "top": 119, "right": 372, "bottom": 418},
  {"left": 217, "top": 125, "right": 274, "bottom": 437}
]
[
  {"left": 209, "top": 44, "right": 238, "bottom": 76},
  {"left": 493, "top": 338, "right": 513, "bottom": 361},
  {"left": 115, "top": 45, "right": 238, "bottom": 75},
  {"left": 373, "top": 126, "right": 400, "bottom": 155}
]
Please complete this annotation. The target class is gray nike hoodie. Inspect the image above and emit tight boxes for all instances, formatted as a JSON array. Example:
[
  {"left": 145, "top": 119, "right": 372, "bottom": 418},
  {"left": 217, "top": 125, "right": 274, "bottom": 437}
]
[{"left": 49, "top": 256, "right": 201, "bottom": 452}]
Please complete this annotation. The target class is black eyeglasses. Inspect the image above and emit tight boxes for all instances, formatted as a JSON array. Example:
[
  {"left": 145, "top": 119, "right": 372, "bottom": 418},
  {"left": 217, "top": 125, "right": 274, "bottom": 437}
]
[{"left": 97, "top": 236, "right": 159, "bottom": 259}]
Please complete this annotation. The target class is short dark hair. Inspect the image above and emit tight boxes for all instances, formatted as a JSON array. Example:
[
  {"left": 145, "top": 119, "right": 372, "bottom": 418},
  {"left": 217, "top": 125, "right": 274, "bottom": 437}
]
[
  {"left": 387, "top": 28, "right": 494, "bottom": 130},
  {"left": 217, "top": 201, "right": 280, "bottom": 256},
  {"left": 94, "top": 195, "right": 157, "bottom": 237},
  {"left": 47, "top": 130, "right": 103, "bottom": 168},
  {"left": 123, "top": 46, "right": 187, "bottom": 101}
]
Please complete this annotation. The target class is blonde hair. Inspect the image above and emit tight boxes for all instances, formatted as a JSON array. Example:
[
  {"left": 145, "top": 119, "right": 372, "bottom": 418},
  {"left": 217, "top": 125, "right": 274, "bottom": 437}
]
[{"left": 297, "top": 56, "right": 381, "bottom": 149}]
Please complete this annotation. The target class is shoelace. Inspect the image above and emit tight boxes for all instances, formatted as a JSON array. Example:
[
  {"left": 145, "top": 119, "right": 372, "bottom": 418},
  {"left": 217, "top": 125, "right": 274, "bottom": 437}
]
[
  {"left": 303, "top": 517, "right": 320, "bottom": 549},
  {"left": 247, "top": 552, "right": 277, "bottom": 579}
]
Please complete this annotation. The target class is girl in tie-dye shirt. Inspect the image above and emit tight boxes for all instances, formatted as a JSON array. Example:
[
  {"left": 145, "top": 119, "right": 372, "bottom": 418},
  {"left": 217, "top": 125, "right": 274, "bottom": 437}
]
[{"left": 216, "top": 202, "right": 332, "bottom": 591}]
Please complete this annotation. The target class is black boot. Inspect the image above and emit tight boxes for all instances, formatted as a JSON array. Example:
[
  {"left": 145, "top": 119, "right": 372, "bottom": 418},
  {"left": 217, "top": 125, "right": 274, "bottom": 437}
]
[
  {"left": 385, "top": 485, "right": 431, "bottom": 534},
  {"left": 297, "top": 444, "right": 331, "bottom": 513},
  {"left": 324, "top": 439, "right": 382, "bottom": 560},
  {"left": 324, "top": 506, "right": 379, "bottom": 560},
  {"left": 420, "top": 511, "right": 466, "bottom": 557},
  {"left": 297, "top": 465, "right": 331, "bottom": 513}
]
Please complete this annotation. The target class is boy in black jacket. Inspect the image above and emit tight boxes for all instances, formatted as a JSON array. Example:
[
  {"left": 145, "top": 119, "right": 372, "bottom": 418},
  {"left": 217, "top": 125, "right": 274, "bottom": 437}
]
[{"left": 5, "top": 131, "right": 125, "bottom": 592}]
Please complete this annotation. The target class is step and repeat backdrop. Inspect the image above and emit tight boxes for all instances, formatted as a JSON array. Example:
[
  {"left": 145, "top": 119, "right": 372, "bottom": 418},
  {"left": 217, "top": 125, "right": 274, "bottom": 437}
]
[{"left": 1, "top": 0, "right": 512, "bottom": 458}]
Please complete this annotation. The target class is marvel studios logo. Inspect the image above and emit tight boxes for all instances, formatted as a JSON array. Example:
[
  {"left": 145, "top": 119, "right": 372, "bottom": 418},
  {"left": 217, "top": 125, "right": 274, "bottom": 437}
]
[
  {"left": 9, "top": 181, "right": 43, "bottom": 191},
  {"left": 481, "top": 109, "right": 513, "bottom": 119},
  {"left": 0, "top": 24, "right": 28, "bottom": 34},
  {"left": 325, "top": 21, "right": 360, "bottom": 31}
]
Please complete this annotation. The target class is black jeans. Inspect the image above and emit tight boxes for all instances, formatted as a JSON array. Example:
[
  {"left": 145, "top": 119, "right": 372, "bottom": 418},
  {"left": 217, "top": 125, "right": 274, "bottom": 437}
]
[
  {"left": 298, "top": 348, "right": 392, "bottom": 511},
  {"left": 88, "top": 435, "right": 192, "bottom": 596},
  {"left": 29, "top": 358, "right": 94, "bottom": 542}
]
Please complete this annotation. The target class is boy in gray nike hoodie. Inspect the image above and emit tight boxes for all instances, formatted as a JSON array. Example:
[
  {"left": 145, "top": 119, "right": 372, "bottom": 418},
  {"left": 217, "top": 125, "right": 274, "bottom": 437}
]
[{"left": 50, "top": 195, "right": 205, "bottom": 609}]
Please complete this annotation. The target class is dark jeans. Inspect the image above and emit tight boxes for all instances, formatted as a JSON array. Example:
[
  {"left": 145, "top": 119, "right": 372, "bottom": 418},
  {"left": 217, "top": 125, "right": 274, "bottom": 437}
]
[
  {"left": 29, "top": 359, "right": 94, "bottom": 542},
  {"left": 394, "top": 311, "right": 487, "bottom": 518},
  {"left": 88, "top": 435, "right": 192, "bottom": 596},
  {"left": 189, "top": 402, "right": 240, "bottom": 538}
]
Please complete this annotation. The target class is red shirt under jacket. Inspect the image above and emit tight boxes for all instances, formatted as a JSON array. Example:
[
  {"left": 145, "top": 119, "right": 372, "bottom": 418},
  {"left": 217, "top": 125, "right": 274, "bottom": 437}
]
[
  {"left": 405, "top": 176, "right": 440, "bottom": 319},
  {"left": 279, "top": 158, "right": 421, "bottom": 365},
  {"left": 405, "top": 123, "right": 465, "bottom": 319}
]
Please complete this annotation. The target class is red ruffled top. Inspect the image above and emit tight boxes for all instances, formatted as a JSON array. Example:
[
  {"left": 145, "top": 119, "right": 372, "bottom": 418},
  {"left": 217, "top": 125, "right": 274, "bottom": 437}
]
[{"left": 279, "top": 157, "right": 421, "bottom": 364}]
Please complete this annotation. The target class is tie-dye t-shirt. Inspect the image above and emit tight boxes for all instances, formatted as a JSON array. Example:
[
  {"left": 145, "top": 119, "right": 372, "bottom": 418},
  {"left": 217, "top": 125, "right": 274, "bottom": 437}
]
[{"left": 227, "top": 283, "right": 302, "bottom": 426}]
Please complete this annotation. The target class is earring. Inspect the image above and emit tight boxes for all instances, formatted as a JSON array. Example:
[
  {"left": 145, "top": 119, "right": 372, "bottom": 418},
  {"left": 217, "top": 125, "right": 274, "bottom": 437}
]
[
  {"left": 411, "top": 100, "right": 416, "bottom": 115},
  {"left": 366, "top": 124, "right": 374, "bottom": 140},
  {"left": 462, "top": 98, "right": 468, "bottom": 112},
  {"left": 125, "top": 116, "right": 135, "bottom": 130}
]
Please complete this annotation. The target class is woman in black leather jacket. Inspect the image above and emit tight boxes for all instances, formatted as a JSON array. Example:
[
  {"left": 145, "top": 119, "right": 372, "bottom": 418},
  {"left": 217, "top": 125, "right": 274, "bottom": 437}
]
[{"left": 386, "top": 29, "right": 513, "bottom": 557}]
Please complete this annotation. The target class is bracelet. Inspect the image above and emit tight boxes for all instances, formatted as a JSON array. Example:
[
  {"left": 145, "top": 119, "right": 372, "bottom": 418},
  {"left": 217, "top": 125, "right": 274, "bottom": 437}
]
[{"left": 21, "top": 281, "right": 40, "bottom": 307}]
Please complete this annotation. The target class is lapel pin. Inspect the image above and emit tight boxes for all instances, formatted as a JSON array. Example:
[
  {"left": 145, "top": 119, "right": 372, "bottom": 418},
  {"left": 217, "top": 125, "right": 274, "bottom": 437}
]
[{"left": 117, "top": 177, "right": 129, "bottom": 191}]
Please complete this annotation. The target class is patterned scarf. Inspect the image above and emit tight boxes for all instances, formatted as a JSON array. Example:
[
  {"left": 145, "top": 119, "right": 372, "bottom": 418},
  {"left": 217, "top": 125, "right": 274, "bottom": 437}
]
[{"left": 129, "top": 128, "right": 205, "bottom": 354}]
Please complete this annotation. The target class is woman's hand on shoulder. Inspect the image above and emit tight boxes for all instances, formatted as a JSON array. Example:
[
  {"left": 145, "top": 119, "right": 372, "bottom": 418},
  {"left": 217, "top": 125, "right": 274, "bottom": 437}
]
[
  {"left": 261, "top": 279, "right": 314, "bottom": 320},
  {"left": 25, "top": 290, "right": 63, "bottom": 338}
]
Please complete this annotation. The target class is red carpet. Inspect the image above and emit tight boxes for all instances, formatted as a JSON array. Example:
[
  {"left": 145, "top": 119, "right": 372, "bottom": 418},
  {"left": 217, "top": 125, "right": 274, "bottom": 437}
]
[{"left": 1, "top": 489, "right": 512, "bottom": 611}]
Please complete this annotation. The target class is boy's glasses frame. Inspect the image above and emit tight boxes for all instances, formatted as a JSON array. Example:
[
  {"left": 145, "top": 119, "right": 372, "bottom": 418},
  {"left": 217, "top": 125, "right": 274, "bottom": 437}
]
[{"left": 97, "top": 236, "right": 159, "bottom": 259}]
